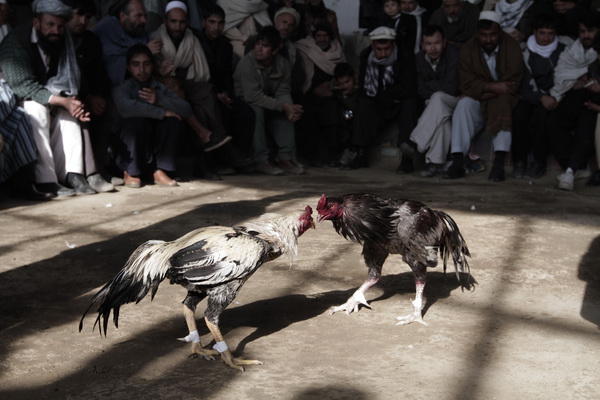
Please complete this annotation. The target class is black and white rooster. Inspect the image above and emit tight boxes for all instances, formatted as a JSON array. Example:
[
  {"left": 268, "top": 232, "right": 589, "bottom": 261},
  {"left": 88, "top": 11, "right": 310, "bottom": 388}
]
[
  {"left": 79, "top": 207, "right": 315, "bottom": 371},
  {"left": 316, "top": 193, "right": 470, "bottom": 325}
]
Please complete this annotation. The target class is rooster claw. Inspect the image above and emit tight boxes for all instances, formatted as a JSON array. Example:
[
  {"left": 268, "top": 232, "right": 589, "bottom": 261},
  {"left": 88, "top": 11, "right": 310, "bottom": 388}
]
[
  {"left": 328, "top": 292, "right": 371, "bottom": 316},
  {"left": 187, "top": 342, "right": 219, "bottom": 360},
  {"left": 395, "top": 313, "right": 428, "bottom": 326}
]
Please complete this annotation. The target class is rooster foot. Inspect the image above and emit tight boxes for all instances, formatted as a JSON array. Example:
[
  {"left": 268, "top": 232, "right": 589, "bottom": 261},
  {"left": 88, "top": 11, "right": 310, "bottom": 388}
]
[
  {"left": 220, "top": 350, "right": 263, "bottom": 371},
  {"left": 328, "top": 291, "right": 371, "bottom": 316},
  {"left": 187, "top": 342, "right": 219, "bottom": 360},
  {"left": 395, "top": 311, "right": 428, "bottom": 326}
]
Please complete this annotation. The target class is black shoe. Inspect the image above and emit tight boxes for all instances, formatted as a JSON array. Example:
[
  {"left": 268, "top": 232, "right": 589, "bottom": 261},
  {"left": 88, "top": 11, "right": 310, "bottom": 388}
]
[
  {"left": 11, "top": 183, "right": 56, "bottom": 201},
  {"left": 395, "top": 158, "right": 414, "bottom": 174},
  {"left": 66, "top": 172, "right": 97, "bottom": 195},
  {"left": 489, "top": 165, "right": 506, "bottom": 182},
  {"left": 342, "top": 148, "right": 368, "bottom": 170},
  {"left": 525, "top": 161, "right": 546, "bottom": 180},
  {"left": 399, "top": 141, "right": 417, "bottom": 159},
  {"left": 586, "top": 170, "right": 600, "bottom": 186},
  {"left": 442, "top": 162, "right": 466, "bottom": 179},
  {"left": 36, "top": 182, "right": 76, "bottom": 197},
  {"left": 511, "top": 161, "right": 526, "bottom": 179},
  {"left": 420, "top": 163, "right": 443, "bottom": 177},
  {"left": 193, "top": 163, "right": 222, "bottom": 180}
]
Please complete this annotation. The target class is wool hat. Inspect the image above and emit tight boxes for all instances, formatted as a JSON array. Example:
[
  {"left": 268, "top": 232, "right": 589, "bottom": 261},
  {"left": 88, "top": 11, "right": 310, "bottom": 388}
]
[
  {"left": 479, "top": 11, "right": 502, "bottom": 25},
  {"left": 274, "top": 7, "right": 301, "bottom": 26},
  {"left": 369, "top": 26, "right": 397, "bottom": 41}
]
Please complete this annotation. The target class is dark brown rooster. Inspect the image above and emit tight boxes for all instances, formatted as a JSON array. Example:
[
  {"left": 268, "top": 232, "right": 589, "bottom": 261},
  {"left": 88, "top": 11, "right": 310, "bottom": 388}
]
[
  {"left": 316, "top": 193, "right": 470, "bottom": 325},
  {"left": 79, "top": 207, "right": 315, "bottom": 371}
]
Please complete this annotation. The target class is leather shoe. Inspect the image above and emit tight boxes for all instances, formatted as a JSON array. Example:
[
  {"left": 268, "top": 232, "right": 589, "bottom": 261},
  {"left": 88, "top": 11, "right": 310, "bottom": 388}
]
[
  {"left": 123, "top": 171, "right": 141, "bottom": 188},
  {"left": 256, "top": 161, "right": 284, "bottom": 175},
  {"left": 36, "top": 182, "right": 76, "bottom": 197},
  {"left": 488, "top": 165, "right": 506, "bottom": 182},
  {"left": 277, "top": 159, "right": 305, "bottom": 175},
  {"left": 87, "top": 173, "right": 115, "bottom": 192},
  {"left": 66, "top": 173, "right": 97, "bottom": 195},
  {"left": 442, "top": 162, "right": 466, "bottom": 179},
  {"left": 395, "top": 158, "right": 414, "bottom": 174},
  {"left": 11, "top": 183, "right": 56, "bottom": 201},
  {"left": 153, "top": 169, "right": 178, "bottom": 187}
]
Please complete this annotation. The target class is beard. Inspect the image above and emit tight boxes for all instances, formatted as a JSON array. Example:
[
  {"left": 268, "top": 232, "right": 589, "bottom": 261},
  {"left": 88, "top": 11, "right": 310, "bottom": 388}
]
[
  {"left": 124, "top": 22, "right": 146, "bottom": 38},
  {"left": 36, "top": 29, "right": 65, "bottom": 58}
]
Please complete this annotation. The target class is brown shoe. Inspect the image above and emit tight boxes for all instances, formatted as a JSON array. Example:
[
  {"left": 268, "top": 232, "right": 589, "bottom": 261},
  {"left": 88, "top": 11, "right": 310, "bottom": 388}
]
[
  {"left": 255, "top": 161, "right": 284, "bottom": 175},
  {"left": 153, "top": 169, "right": 178, "bottom": 187},
  {"left": 123, "top": 171, "right": 141, "bottom": 188},
  {"left": 277, "top": 159, "right": 305, "bottom": 175}
]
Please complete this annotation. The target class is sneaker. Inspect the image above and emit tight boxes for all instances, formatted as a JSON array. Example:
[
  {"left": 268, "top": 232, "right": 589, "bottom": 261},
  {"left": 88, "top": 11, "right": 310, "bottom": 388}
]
[
  {"left": 557, "top": 168, "right": 574, "bottom": 191},
  {"left": 465, "top": 158, "right": 485, "bottom": 174},
  {"left": 557, "top": 168, "right": 591, "bottom": 181},
  {"left": 339, "top": 148, "right": 357, "bottom": 166}
]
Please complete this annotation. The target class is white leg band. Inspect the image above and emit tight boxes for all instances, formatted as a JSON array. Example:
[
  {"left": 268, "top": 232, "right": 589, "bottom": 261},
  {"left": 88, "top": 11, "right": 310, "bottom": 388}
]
[
  {"left": 213, "top": 341, "right": 228, "bottom": 353},
  {"left": 183, "top": 330, "right": 200, "bottom": 343}
]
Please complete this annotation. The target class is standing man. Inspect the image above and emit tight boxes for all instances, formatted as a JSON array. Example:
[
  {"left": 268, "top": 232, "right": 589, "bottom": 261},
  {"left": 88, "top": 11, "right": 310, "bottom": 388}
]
[
  {"left": 0, "top": 0, "right": 97, "bottom": 196},
  {"left": 429, "top": 0, "right": 480, "bottom": 45},
  {"left": 444, "top": 11, "right": 523, "bottom": 182},
  {"left": 234, "top": 25, "right": 304, "bottom": 175},
  {"left": 408, "top": 24, "right": 460, "bottom": 177},
  {"left": 112, "top": 44, "right": 191, "bottom": 188}
]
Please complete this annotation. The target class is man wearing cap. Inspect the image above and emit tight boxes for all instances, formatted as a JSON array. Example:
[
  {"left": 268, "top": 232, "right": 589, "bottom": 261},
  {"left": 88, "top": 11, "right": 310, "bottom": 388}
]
[
  {"left": 295, "top": 23, "right": 346, "bottom": 166},
  {"left": 0, "top": 0, "right": 100, "bottom": 196},
  {"left": 93, "top": 0, "right": 163, "bottom": 86},
  {"left": 443, "top": 10, "right": 523, "bottom": 182},
  {"left": 150, "top": 1, "right": 231, "bottom": 154},
  {"left": 347, "top": 25, "right": 418, "bottom": 171},
  {"left": 429, "top": 0, "right": 480, "bottom": 45}
]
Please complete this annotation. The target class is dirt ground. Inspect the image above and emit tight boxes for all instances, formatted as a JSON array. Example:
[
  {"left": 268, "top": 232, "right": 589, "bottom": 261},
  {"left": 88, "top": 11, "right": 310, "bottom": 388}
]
[{"left": 1, "top": 156, "right": 599, "bottom": 400}]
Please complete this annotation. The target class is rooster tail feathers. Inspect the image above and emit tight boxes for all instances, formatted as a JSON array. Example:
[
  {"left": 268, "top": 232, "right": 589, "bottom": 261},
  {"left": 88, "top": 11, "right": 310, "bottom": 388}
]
[
  {"left": 79, "top": 240, "right": 171, "bottom": 335},
  {"left": 438, "top": 211, "right": 471, "bottom": 281}
]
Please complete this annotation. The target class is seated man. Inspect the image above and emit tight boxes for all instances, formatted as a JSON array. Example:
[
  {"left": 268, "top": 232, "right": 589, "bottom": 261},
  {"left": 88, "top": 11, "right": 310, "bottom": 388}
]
[
  {"left": 93, "top": 0, "right": 163, "bottom": 86},
  {"left": 112, "top": 44, "right": 191, "bottom": 188},
  {"left": 352, "top": 26, "right": 418, "bottom": 172},
  {"left": 0, "top": 0, "right": 98, "bottom": 196},
  {"left": 511, "top": 12, "right": 566, "bottom": 180},
  {"left": 295, "top": 22, "right": 346, "bottom": 167},
  {"left": 443, "top": 11, "right": 523, "bottom": 182},
  {"left": 233, "top": 25, "right": 304, "bottom": 175},
  {"left": 546, "top": 12, "right": 600, "bottom": 191},
  {"left": 408, "top": 24, "right": 460, "bottom": 177},
  {"left": 429, "top": 0, "right": 480, "bottom": 45},
  {"left": 151, "top": 1, "right": 231, "bottom": 152}
]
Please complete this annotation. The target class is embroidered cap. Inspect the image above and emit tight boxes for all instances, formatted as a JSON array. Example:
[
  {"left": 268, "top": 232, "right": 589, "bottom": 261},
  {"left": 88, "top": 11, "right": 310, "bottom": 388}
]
[
  {"left": 165, "top": 1, "right": 187, "bottom": 14},
  {"left": 274, "top": 7, "right": 300, "bottom": 25},
  {"left": 479, "top": 11, "right": 502, "bottom": 25},
  {"left": 369, "top": 26, "right": 397, "bottom": 41}
]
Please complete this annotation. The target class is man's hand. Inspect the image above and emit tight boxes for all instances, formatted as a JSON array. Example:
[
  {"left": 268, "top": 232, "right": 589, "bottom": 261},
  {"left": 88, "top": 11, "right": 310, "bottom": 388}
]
[
  {"left": 217, "top": 92, "right": 233, "bottom": 107},
  {"left": 139, "top": 87, "right": 158, "bottom": 104},
  {"left": 488, "top": 81, "right": 518, "bottom": 95},
  {"left": 584, "top": 101, "right": 600, "bottom": 113},
  {"left": 585, "top": 78, "right": 600, "bottom": 94},
  {"left": 147, "top": 39, "right": 163, "bottom": 55},
  {"left": 86, "top": 95, "right": 107, "bottom": 115},
  {"left": 157, "top": 60, "right": 174, "bottom": 77},
  {"left": 164, "top": 110, "right": 181, "bottom": 120},
  {"left": 50, "top": 95, "right": 91, "bottom": 122},
  {"left": 282, "top": 103, "right": 303, "bottom": 122},
  {"left": 540, "top": 94, "right": 558, "bottom": 111}
]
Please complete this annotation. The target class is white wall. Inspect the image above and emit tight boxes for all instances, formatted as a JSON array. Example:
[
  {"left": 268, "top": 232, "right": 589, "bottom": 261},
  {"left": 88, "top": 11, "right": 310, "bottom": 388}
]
[{"left": 323, "top": 0, "right": 362, "bottom": 35}]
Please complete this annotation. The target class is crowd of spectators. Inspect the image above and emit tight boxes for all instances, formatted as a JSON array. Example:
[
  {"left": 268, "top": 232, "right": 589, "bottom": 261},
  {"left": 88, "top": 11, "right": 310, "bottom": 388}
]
[{"left": 1, "top": 0, "right": 599, "bottom": 201}]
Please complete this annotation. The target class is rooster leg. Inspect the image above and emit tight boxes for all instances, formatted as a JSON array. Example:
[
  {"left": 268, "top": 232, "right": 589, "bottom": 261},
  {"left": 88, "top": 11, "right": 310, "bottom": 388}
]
[
  {"left": 204, "top": 317, "right": 263, "bottom": 372},
  {"left": 178, "top": 305, "right": 219, "bottom": 359},
  {"left": 328, "top": 277, "right": 378, "bottom": 315},
  {"left": 396, "top": 279, "right": 428, "bottom": 326}
]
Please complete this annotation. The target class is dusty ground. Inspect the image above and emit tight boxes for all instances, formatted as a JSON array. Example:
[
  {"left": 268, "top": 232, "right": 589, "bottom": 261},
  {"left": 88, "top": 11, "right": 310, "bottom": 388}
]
[{"left": 1, "top": 156, "right": 599, "bottom": 400}]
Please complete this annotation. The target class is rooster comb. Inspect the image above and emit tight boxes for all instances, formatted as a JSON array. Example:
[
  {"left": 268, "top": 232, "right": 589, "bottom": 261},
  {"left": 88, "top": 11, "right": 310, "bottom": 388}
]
[{"left": 317, "top": 194, "right": 327, "bottom": 210}]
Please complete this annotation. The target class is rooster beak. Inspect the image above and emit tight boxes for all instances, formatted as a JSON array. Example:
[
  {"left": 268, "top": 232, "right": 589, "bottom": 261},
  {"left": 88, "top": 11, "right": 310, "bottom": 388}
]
[
  {"left": 317, "top": 214, "right": 325, "bottom": 223},
  {"left": 310, "top": 220, "right": 316, "bottom": 229}
]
